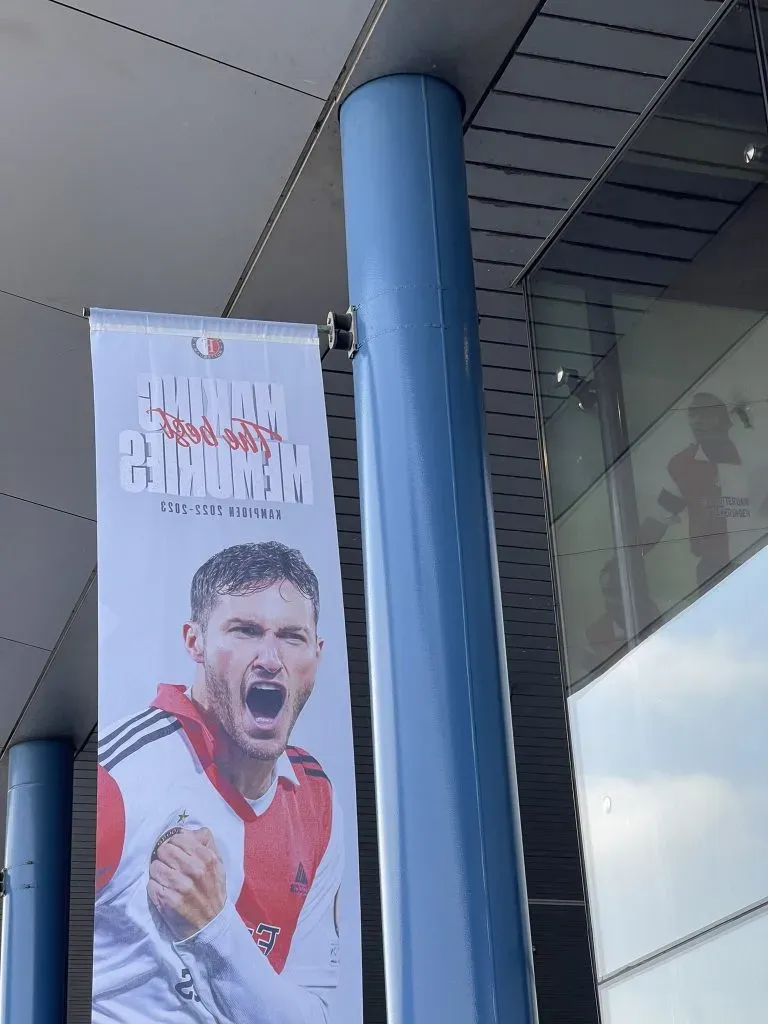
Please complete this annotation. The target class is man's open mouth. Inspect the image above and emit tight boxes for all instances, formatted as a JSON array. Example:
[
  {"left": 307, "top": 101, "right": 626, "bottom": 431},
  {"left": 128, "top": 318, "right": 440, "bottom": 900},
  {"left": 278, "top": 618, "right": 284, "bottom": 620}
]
[{"left": 245, "top": 682, "right": 287, "bottom": 723}]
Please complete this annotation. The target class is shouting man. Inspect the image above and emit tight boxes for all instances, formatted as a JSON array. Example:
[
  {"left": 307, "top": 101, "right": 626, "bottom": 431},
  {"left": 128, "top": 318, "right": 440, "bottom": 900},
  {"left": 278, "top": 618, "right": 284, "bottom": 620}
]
[{"left": 94, "top": 541, "right": 343, "bottom": 1024}]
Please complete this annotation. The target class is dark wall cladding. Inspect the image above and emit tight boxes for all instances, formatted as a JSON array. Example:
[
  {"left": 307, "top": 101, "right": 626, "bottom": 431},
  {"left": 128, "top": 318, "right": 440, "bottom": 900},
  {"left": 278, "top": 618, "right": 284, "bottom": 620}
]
[
  {"left": 321, "top": 330, "right": 586, "bottom": 1022},
  {"left": 68, "top": 737, "right": 96, "bottom": 1024},
  {"left": 530, "top": 903, "right": 597, "bottom": 1024}
]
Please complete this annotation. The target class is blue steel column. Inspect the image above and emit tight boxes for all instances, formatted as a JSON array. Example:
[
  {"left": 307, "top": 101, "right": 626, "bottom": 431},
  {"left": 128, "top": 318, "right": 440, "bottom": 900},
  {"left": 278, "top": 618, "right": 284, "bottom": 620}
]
[
  {"left": 340, "top": 74, "right": 536, "bottom": 1024},
  {"left": 0, "top": 740, "right": 73, "bottom": 1024}
]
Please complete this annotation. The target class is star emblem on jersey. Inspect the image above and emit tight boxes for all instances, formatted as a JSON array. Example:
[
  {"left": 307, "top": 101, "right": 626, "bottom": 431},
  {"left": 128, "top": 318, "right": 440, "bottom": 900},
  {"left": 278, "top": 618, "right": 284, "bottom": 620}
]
[
  {"left": 177, "top": 810, "right": 190, "bottom": 824},
  {"left": 290, "top": 862, "right": 309, "bottom": 896}
]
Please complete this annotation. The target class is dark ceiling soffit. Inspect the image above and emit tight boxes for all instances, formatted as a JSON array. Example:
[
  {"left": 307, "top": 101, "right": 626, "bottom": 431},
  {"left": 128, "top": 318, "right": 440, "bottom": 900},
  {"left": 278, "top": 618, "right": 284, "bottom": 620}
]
[
  {"left": 220, "top": 0, "right": 390, "bottom": 317},
  {"left": 464, "top": 0, "right": 548, "bottom": 127},
  {"left": 0, "top": 569, "right": 96, "bottom": 761},
  {"left": 222, "top": 0, "right": 544, "bottom": 318},
  {"left": 512, "top": 0, "right": 740, "bottom": 288}
]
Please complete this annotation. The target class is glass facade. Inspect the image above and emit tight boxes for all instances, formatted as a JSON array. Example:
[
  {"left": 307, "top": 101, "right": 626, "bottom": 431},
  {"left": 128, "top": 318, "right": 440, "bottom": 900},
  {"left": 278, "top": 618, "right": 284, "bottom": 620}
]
[{"left": 526, "top": 0, "right": 768, "bottom": 1016}]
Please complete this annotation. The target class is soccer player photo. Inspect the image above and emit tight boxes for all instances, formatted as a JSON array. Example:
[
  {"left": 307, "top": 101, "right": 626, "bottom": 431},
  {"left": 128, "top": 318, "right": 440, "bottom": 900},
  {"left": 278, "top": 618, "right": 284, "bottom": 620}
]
[
  {"left": 89, "top": 310, "right": 362, "bottom": 1024},
  {"left": 94, "top": 543, "right": 344, "bottom": 1023}
]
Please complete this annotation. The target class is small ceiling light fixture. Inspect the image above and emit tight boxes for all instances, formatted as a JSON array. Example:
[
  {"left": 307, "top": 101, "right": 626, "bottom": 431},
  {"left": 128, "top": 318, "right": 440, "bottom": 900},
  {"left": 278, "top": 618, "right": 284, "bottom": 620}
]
[
  {"left": 744, "top": 142, "right": 767, "bottom": 166},
  {"left": 554, "top": 366, "right": 598, "bottom": 412}
]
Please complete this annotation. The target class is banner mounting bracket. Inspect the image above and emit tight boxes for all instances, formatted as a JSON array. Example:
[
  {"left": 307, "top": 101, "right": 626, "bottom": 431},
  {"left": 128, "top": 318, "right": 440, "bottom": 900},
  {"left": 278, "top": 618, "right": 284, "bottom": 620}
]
[{"left": 326, "top": 308, "right": 358, "bottom": 359}]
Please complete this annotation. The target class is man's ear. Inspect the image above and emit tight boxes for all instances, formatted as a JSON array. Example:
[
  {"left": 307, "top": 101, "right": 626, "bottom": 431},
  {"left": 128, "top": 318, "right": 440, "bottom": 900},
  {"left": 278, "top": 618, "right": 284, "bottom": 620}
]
[
  {"left": 316, "top": 635, "right": 325, "bottom": 658},
  {"left": 183, "top": 621, "right": 205, "bottom": 664}
]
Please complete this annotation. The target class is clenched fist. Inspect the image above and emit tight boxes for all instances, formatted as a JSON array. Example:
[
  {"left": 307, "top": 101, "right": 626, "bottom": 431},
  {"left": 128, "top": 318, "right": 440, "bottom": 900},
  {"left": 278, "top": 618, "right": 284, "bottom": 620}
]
[{"left": 147, "top": 827, "right": 226, "bottom": 941}]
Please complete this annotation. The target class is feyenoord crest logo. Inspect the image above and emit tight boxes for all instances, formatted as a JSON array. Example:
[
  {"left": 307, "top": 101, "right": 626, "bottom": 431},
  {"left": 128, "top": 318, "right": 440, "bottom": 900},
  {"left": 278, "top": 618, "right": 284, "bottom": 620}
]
[{"left": 191, "top": 336, "right": 224, "bottom": 359}]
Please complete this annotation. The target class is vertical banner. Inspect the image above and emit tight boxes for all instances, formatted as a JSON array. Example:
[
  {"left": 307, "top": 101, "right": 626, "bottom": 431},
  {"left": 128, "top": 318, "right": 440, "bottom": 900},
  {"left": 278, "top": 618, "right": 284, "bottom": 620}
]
[{"left": 89, "top": 309, "right": 362, "bottom": 1024}]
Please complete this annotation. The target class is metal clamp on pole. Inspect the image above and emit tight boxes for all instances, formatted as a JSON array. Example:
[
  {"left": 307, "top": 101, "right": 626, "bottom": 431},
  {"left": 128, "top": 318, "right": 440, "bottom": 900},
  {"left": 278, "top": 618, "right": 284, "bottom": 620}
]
[{"left": 326, "top": 308, "right": 358, "bottom": 358}]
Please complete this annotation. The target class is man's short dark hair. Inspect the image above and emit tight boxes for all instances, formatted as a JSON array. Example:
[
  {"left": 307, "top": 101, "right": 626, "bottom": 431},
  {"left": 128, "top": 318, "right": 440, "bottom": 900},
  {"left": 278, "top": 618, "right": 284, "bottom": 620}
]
[{"left": 191, "top": 542, "right": 320, "bottom": 628}]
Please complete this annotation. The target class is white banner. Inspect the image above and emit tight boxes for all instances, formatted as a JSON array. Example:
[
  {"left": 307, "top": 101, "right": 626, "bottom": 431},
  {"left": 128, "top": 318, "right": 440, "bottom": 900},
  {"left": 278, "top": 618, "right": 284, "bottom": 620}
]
[{"left": 89, "top": 309, "right": 362, "bottom": 1024}]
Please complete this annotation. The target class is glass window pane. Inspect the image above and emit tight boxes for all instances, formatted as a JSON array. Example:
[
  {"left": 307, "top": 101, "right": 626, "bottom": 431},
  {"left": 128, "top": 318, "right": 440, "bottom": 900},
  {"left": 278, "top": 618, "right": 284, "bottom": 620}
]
[
  {"left": 528, "top": 0, "right": 768, "bottom": 986},
  {"left": 531, "top": 1, "right": 768, "bottom": 689},
  {"left": 601, "top": 907, "right": 768, "bottom": 1024},
  {"left": 572, "top": 548, "right": 768, "bottom": 974}
]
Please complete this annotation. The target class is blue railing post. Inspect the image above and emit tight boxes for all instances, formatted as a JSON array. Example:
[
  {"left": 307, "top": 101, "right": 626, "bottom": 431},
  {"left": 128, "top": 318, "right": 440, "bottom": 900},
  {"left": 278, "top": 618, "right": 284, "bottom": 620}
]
[{"left": 340, "top": 74, "right": 537, "bottom": 1024}]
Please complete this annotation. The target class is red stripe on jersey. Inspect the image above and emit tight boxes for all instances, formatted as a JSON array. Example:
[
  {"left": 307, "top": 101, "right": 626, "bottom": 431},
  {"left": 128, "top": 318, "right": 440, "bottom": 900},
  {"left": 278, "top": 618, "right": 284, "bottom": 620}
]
[
  {"left": 668, "top": 445, "right": 734, "bottom": 560},
  {"left": 152, "top": 685, "right": 333, "bottom": 969},
  {"left": 237, "top": 752, "right": 332, "bottom": 973},
  {"left": 152, "top": 685, "right": 258, "bottom": 821},
  {"left": 96, "top": 763, "right": 125, "bottom": 893}
]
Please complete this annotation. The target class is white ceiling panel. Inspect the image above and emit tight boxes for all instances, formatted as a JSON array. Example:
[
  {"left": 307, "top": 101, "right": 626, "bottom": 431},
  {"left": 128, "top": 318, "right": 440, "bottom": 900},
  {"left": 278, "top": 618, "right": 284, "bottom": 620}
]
[
  {"left": 0, "top": 0, "right": 322, "bottom": 317},
  {"left": 0, "top": 296, "right": 94, "bottom": 519},
  {"left": 62, "top": 0, "right": 377, "bottom": 99},
  {"left": 0, "top": 494, "right": 94, "bottom": 650},
  {"left": 0, "top": 637, "right": 50, "bottom": 745}
]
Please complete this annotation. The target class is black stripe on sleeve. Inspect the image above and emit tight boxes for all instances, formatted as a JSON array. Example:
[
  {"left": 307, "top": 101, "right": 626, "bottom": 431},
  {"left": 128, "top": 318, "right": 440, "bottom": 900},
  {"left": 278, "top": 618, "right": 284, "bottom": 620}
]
[
  {"left": 102, "top": 721, "right": 183, "bottom": 773},
  {"left": 288, "top": 753, "right": 320, "bottom": 765},
  {"left": 98, "top": 710, "right": 174, "bottom": 766},
  {"left": 99, "top": 707, "right": 159, "bottom": 750},
  {"left": 304, "top": 767, "right": 329, "bottom": 781}
]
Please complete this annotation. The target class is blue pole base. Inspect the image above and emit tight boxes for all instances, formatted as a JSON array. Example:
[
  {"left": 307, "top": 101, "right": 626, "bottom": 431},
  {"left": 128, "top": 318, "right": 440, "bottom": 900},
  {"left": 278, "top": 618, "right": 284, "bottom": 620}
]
[{"left": 0, "top": 740, "right": 73, "bottom": 1024}]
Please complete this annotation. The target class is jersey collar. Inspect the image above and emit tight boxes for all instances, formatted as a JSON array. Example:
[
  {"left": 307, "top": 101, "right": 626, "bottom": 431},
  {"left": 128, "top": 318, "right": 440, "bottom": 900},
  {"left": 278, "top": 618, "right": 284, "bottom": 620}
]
[
  {"left": 276, "top": 752, "right": 300, "bottom": 787},
  {"left": 152, "top": 684, "right": 299, "bottom": 822}
]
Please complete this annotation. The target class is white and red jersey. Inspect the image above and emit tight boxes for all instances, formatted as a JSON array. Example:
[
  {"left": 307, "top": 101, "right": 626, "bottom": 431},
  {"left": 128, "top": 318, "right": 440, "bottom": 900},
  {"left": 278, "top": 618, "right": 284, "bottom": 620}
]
[{"left": 94, "top": 685, "right": 343, "bottom": 1024}]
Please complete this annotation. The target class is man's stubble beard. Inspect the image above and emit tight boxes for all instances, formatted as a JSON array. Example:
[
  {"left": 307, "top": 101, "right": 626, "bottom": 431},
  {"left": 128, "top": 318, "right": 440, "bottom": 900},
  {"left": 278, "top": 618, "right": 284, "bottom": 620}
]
[{"left": 203, "top": 660, "right": 310, "bottom": 762}]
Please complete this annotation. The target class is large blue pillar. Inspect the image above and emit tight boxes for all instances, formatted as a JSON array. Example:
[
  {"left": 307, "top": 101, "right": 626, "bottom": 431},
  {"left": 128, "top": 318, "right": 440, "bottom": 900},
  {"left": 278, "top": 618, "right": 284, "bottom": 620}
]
[
  {"left": 0, "top": 740, "right": 73, "bottom": 1024},
  {"left": 340, "top": 75, "right": 536, "bottom": 1024}
]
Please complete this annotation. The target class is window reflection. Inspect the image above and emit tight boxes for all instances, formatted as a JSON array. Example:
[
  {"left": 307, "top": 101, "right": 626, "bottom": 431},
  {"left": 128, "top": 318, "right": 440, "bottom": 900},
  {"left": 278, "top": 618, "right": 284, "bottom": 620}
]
[
  {"left": 640, "top": 390, "right": 762, "bottom": 591},
  {"left": 602, "top": 907, "right": 768, "bottom": 1024},
  {"left": 530, "top": 0, "right": 768, "bottom": 687},
  {"left": 526, "top": 0, "right": 768, "bottom": 1006},
  {"left": 571, "top": 546, "right": 768, "bottom": 974}
]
